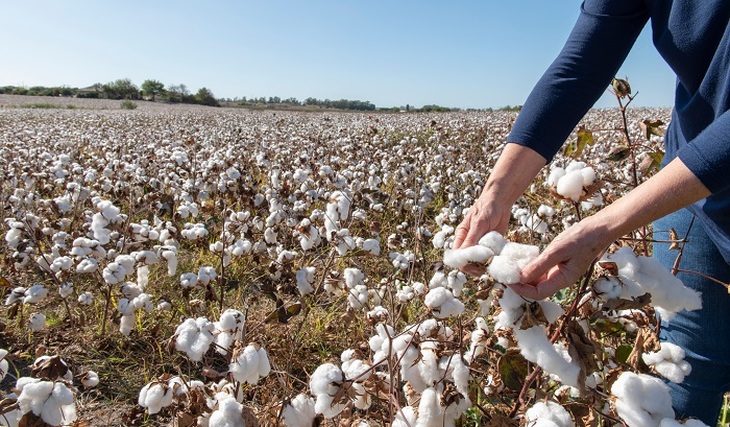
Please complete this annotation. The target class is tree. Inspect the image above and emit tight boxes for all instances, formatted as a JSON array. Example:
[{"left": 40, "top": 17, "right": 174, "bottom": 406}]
[
  {"left": 195, "top": 87, "right": 219, "bottom": 107},
  {"left": 102, "top": 78, "right": 139, "bottom": 100},
  {"left": 141, "top": 79, "right": 165, "bottom": 101}
]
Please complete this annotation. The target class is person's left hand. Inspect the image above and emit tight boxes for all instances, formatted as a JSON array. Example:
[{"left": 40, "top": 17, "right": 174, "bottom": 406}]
[{"left": 509, "top": 218, "right": 612, "bottom": 300}]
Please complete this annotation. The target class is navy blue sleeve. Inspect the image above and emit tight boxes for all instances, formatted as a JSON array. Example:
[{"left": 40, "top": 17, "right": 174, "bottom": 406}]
[
  {"left": 678, "top": 111, "right": 730, "bottom": 194},
  {"left": 507, "top": 0, "right": 649, "bottom": 161}
]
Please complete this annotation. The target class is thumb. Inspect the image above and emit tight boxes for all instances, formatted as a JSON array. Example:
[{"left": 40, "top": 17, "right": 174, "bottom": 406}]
[{"left": 519, "top": 251, "right": 558, "bottom": 285}]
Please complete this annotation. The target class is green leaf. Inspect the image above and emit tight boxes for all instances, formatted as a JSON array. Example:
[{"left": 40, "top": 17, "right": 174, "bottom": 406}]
[
  {"left": 616, "top": 344, "right": 633, "bottom": 364},
  {"left": 564, "top": 126, "right": 594, "bottom": 158},
  {"left": 498, "top": 350, "right": 528, "bottom": 391}
]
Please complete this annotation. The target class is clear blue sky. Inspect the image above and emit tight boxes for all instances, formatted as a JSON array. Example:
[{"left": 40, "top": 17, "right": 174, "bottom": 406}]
[{"left": 1, "top": 1, "right": 675, "bottom": 109}]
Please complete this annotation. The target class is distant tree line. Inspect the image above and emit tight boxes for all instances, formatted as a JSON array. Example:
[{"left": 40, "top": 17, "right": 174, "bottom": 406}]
[
  {"left": 0, "top": 79, "right": 518, "bottom": 112},
  {"left": 233, "top": 96, "right": 376, "bottom": 111},
  {"left": 0, "top": 78, "right": 220, "bottom": 107}
]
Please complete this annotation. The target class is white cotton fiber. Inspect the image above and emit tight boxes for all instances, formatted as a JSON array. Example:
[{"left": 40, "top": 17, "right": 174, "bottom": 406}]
[
  {"left": 500, "top": 242, "right": 540, "bottom": 269},
  {"left": 282, "top": 394, "right": 316, "bottom": 427},
  {"left": 611, "top": 372, "right": 674, "bottom": 427},
  {"left": 477, "top": 231, "right": 508, "bottom": 255},
  {"left": 443, "top": 246, "right": 494, "bottom": 269},
  {"left": 556, "top": 170, "right": 585, "bottom": 202},
  {"left": 488, "top": 255, "right": 521, "bottom": 285},
  {"left": 514, "top": 326, "right": 580, "bottom": 387},
  {"left": 525, "top": 401, "right": 575, "bottom": 427}
]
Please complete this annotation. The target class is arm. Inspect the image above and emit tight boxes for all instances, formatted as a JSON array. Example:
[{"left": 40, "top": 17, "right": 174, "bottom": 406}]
[
  {"left": 510, "top": 1, "right": 649, "bottom": 161},
  {"left": 511, "top": 157, "right": 711, "bottom": 300}
]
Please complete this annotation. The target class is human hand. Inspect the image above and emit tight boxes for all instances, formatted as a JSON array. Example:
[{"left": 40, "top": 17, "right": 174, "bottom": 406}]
[
  {"left": 452, "top": 198, "right": 511, "bottom": 276},
  {"left": 509, "top": 218, "right": 611, "bottom": 300}
]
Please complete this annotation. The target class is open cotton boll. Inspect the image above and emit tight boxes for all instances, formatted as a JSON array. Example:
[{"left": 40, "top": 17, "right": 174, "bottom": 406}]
[
  {"left": 556, "top": 170, "right": 586, "bottom": 202},
  {"left": 229, "top": 343, "right": 271, "bottom": 385},
  {"left": 282, "top": 394, "right": 316, "bottom": 427},
  {"left": 642, "top": 342, "right": 692, "bottom": 384},
  {"left": 296, "top": 267, "right": 316, "bottom": 295},
  {"left": 500, "top": 242, "right": 540, "bottom": 269},
  {"left": 139, "top": 381, "right": 174, "bottom": 415},
  {"left": 29, "top": 313, "right": 46, "bottom": 332},
  {"left": 208, "top": 393, "right": 245, "bottom": 427},
  {"left": 81, "top": 370, "right": 100, "bottom": 388},
  {"left": 0, "top": 349, "right": 8, "bottom": 382},
  {"left": 424, "top": 287, "right": 465, "bottom": 319},
  {"left": 443, "top": 246, "right": 494, "bottom": 269},
  {"left": 525, "top": 401, "right": 575, "bottom": 427},
  {"left": 310, "top": 363, "right": 347, "bottom": 418},
  {"left": 611, "top": 372, "right": 674, "bottom": 427},
  {"left": 602, "top": 247, "right": 702, "bottom": 320},
  {"left": 174, "top": 317, "right": 215, "bottom": 362},
  {"left": 23, "top": 284, "right": 48, "bottom": 304},
  {"left": 547, "top": 167, "right": 566, "bottom": 187}
]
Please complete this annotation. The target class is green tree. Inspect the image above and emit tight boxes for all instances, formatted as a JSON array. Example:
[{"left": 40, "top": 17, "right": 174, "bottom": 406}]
[
  {"left": 194, "top": 87, "right": 219, "bottom": 107},
  {"left": 102, "top": 78, "right": 139, "bottom": 100},
  {"left": 141, "top": 79, "right": 165, "bottom": 101}
]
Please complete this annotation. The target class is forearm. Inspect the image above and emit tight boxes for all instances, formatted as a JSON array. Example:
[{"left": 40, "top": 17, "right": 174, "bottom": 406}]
[{"left": 480, "top": 143, "right": 547, "bottom": 206}]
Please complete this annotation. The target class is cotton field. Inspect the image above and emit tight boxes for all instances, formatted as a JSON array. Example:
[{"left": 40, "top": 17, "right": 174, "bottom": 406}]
[{"left": 1, "top": 95, "right": 706, "bottom": 426}]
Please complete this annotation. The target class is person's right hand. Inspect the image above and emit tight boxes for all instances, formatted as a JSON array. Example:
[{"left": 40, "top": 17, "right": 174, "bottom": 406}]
[{"left": 452, "top": 197, "right": 511, "bottom": 276}]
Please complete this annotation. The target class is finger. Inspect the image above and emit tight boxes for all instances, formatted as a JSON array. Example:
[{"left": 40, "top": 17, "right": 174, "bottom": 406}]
[
  {"left": 519, "top": 250, "right": 561, "bottom": 285},
  {"left": 452, "top": 223, "right": 470, "bottom": 249},
  {"left": 510, "top": 267, "right": 570, "bottom": 300}
]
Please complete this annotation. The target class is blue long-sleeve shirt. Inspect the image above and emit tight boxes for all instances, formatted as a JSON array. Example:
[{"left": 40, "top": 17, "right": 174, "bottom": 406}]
[{"left": 508, "top": 0, "right": 730, "bottom": 263}]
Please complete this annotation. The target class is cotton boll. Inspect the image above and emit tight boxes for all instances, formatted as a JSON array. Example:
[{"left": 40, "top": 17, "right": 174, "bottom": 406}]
[
  {"left": 282, "top": 394, "right": 316, "bottom": 427},
  {"left": 0, "top": 349, "right": 8, "bottom": 382},
  {"left": 78, "top": 291, "right": 93, "bottom": 305},
  {"left": 443, "top": 246, "right": 494, "bottom": 269},
  {"left": 547, "top": 167, "right": 566, "bottom": 187},
  {"left": 525, "top": 401, "right": 575, "bottom": 427},
  {"left": 81, "top": 370, "right": 100, "bottom": 388},
  {"left": 120, "top": 313, "right": 135, "bottom": 336},
  {"left": 393, "top": 406, "right": 417, "bottom": 427},
  {"left": 310, "top": 363, "right": 346, "bottom": 418},
  {"left": 424, "top": 288, "right": 464, "bottom": 319},
  {"left": 556, "top": 170, "right": 585, "bottom": 202},
  {"left": 23, "top": 284, "right": 48, "bottom": 304},
  {"left": 513, "top": 326, "right": 580, "bottom": 388},
  {"left": 174, "top": 317, "right": 215, "bottom": 362},
  {"left": 488, "top": 255, "right": 521, "bottom": 285},
  {"left": 296, "top": 267, "right": 316, "bottom": 295},
  {"left": 208, "top": 393, "right": 245, "bottom": 427},
  {"left": 611, "top": 372, "right": 674, "bottom": 427},
  {"left": 28, "top": 313, "right": 46, "bottom": 332},
  {"left": 138, "top": 381, "right": 174, "bottom": 415},
  {"left": 229, "top": 343, "right": 270, "bottom": 385}
]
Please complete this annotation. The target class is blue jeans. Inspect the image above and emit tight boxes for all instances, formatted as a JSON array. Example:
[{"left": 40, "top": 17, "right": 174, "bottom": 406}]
[{"left": 655, "top": 208, "right": 730, "bottom": 425}]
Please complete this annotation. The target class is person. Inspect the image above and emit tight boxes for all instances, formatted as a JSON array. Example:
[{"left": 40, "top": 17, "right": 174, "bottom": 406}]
[{"left": 453, "top": 1, "right": 730, "bottom": 424}]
